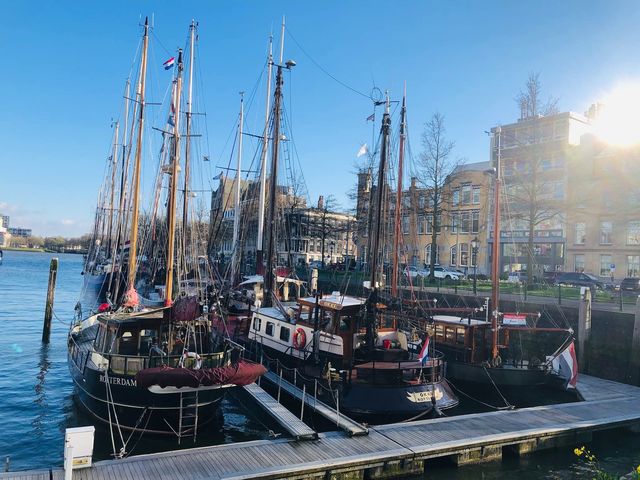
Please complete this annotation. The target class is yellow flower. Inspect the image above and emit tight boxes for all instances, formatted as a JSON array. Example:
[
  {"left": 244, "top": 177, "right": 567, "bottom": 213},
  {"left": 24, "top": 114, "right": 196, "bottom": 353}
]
[
  {"left": 574, "top": 448, "right": 583, "bottom": 456},
  {"left": 636, "top": 465, "right": 640, "bottom": 473}
]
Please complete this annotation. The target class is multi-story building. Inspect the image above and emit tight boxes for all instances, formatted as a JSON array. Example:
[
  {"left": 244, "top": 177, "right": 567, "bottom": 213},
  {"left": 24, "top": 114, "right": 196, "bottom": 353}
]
[
  {"left": 8, "top": 227, "right": 32, "bottom": 237},
  {"left": 355, "top": 161, "right": 492, "bottom": 275},
  {"left": 565, "top": 135, "right": 640, "bottom": 280},
  {"left": 1, "top": 215, "right": 9, "bottom": 228},
  {"left": 210, "top": 176, "right": 355, "bottom": 271},
  {"left": 489, "top": 111, "right": 591, "bottom": 277}
]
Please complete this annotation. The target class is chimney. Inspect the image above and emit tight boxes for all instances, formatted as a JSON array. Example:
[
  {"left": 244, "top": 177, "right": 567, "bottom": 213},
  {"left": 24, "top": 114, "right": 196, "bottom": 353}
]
[
  {"left": 411, "top": 177, "right": 417, "bottom": 189},
  {"left": 318, "top": 195, "right": 324, "bottom": 209}
]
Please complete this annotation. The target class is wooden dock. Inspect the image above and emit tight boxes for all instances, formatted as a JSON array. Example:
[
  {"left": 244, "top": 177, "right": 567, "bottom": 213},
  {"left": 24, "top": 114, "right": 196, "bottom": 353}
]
[
  {"left": 3, "top": 374, "right": 640, "bottom": 480},
  {"left": 242, "top": 382, "right": 317, "bottom": 440},
  {"left": 261, "top": 370, "right": 369, "bottom": 437}
]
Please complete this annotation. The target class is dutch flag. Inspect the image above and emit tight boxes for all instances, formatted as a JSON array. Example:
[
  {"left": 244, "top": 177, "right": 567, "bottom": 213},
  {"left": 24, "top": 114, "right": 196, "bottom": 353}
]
[
  {"left": 163, "top": 57, "right": 175, "bottom": 70},
  {"left": 418, "top": 336, "right": 430, "bottom": 366}
]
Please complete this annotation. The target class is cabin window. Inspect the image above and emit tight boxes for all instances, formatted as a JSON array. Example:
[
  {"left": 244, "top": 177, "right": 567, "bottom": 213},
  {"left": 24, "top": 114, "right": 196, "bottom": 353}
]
[
  {"left": 265, "top": 321, "right": 275, "bottom": 337},
  {"left": 118, "top": 331, "right": 137, "bottom": 356},
  {"left": 456, "top": 328, "right": 466, "bottom": 345},
  {"left": 435, "top": 325, "right": 444, "bottom": 342},
  {"left": 279, "top": 327, "right": 290, "bottom": 342},
  {"left": 445, "top": 327, "right": 455, "bottom": 343},
  {"left": 253, "top": 317, "right": 262, "bottom": 331}
]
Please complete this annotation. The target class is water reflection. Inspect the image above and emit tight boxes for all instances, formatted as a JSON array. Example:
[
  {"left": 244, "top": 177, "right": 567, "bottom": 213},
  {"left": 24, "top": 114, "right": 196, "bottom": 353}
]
[{"left": 32, "top": 344, "right": 51, "bottom": 437}]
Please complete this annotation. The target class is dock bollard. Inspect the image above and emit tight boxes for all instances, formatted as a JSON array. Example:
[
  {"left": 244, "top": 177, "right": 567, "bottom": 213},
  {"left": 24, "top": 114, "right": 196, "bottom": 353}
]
[{"left": 42, "top": 257, "right": 58, "bottom": 343}]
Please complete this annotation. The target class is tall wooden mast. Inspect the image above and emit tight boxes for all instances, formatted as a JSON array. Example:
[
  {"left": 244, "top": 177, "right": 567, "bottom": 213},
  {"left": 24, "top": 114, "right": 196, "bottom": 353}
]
[
  {"left": 126, "top": 17, "right": 150, "bottom": 294},
  {"left": 107, "top": 121, "right": 119, "bottom": 257},
  {"left": 490, "top": 126, "right": 502, "bottom": 360},
  {"left": 256, "top": 36, "right": 274, "bottom": 274},
  {"left": 182, "top": 20, "right": 196, "bottom": 242},
  {"left": 231, "top": 92, "right": 244, "bottom": 280},
  {"left": 263, "top": 63, "right": 284, "bottom": 308},
  {"left": 164, "top": 50, "right": 184, "bottom": 307},
  {"left": 366, "top": 95, "right": 391, "bottom": 350},
  {"left": 391, "top": 87, "right": 407, "bottom": 297}
]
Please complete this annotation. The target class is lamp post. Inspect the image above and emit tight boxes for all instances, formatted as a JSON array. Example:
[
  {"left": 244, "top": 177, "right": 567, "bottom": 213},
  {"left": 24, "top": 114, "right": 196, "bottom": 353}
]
[
  {"left": 329, "top": 240, "right": 335, "bottom": 265},
  {"left": 471, "top": 236, "right": 479, "bottom": 295}
]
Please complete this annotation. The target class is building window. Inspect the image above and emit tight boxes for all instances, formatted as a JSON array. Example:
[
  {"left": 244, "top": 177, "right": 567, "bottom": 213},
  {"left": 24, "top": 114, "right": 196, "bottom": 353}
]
[
  {"left": 426, "top": 214, "right": 433, "bottom": 234},
  {"left": 472, "top": 186, "right": 480, "bottom": 205},
  {"left": 451, "top": 213, "right": 458, "bottom": 233},
  {"left": 452, "top": 189, "right": 459, "bottom": 207},
  {"left": 574, "top": 254, "right": 585, "bottom": 273},
  {"left": 402, "top": 216, "right": 410, "bottom": 234},
  {"left": 417, "top": 216, "right": 425, "bottom": 235},
  {"left": 471, "top": 211, "right": 479, "bottom": 234},
  {"left": 460, "top": 243, "right": 469, "bottom": 266},
  {"left": 450, "top": 245, "right": 457, "bottom": 266},
  {"left": 628, "top": 255, "right": 640, "bottom": 277},
  {"left": 575, "top": 222, "right": 586, "bottom": 245},
  {"left": 425, "top": 244, "right": 439, "bottom": 264},
  {"left": 600, "top": 221, "right": 613, "bottom": 245},
  {"left": 460, "top": 212, "right": 470, "bottom": 233},
  {"left": 600, "top": 255, "right": 612, "bottom": 277},
  {"left": 461, "top": 184, "right": 472, "bottom": 205},
  {"left": 435, "top": 214, "right": 442, "bottom": 233},
  {"left": 627, "top": 221, "right": 640, "bottom": 245},
  {"left": 418, "top": 195, "right": 425, "bottom": 209}
]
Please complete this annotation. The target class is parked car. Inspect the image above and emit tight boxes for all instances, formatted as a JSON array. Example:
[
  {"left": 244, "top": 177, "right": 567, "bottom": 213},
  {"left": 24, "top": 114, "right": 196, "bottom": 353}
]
[
  {"left": 432, "top": 266, "right": 464, "bottom": 280},
  {"left": 404, "top": 266, "right": 428, "bottom": 278},
  {"left": 507, "top": 271, "right": 538, "bottom": 283},
  {"left": 543, "top": 271, "right": 565, "bottom": 284},
  {"left": 556, "top": 272, "right": 604, "bottom": 290},
  {"left": 620, "top": 277, "right": 640, "bottom": 292},
  {"left": 309, "top": 260, "right": 323, "bottom": 269}
]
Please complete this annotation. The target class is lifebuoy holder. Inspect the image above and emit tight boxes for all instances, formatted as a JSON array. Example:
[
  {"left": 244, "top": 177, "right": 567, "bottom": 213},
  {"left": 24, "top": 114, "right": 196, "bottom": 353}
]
[
  {"left": 293, "top": 328, "right": 307, "bottom": 350},
  {"left": 180, "top": 351, "right": 202, "bottom": 370}
]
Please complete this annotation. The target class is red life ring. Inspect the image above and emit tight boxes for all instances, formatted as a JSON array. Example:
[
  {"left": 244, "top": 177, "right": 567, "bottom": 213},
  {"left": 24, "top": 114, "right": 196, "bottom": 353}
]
[{"left": 293, "top": 328, "right": 307, "bottom": 350}]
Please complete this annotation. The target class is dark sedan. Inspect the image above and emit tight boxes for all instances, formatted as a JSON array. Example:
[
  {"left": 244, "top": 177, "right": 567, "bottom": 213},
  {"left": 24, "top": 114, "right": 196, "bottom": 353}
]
[{"left": 620, "top": 277, "right": 640, "bottom": 292}]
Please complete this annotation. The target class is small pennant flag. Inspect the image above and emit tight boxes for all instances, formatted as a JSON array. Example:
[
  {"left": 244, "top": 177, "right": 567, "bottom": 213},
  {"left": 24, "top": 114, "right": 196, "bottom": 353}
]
[
  {"left": 163, "top": 57, "right": 175, "bottom": 70},
  {"left": 418, "top": 336, "right": 430, "bottom": 366},
  {"left": 366, "top": 113, "right": 375, "bottom": 122},
  {"left": 356, "top": 143, "right": 369, "bottom": 158}
]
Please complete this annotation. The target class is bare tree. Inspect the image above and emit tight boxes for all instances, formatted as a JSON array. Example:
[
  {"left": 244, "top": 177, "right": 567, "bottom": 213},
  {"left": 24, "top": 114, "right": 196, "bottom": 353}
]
[
  {"left": 308, "top": 195, "right": 340, "bottom": 268},
  {"left": 506, "top": 73, "right": 561, "bottom": 284},
  {"left": 419, "top": 113, "right": 462, "bottom": 280}
]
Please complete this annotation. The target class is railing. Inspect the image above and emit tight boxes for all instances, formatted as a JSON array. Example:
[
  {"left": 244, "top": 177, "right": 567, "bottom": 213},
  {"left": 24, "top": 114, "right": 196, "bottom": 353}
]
[{"left": 105, "top": 351, "right": 228, "bottom": 376}]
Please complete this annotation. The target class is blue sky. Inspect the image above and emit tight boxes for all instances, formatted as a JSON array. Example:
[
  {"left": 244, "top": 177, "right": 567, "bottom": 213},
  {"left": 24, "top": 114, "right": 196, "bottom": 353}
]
[{"left": 2, "top": 1, "right": 640, "bottom": 237}]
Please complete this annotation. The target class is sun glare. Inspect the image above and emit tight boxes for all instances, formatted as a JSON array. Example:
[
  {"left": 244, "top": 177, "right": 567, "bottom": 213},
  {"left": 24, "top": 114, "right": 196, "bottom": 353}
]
[{"left": 593, "top": 83, "right": 640, "bottom": 146}]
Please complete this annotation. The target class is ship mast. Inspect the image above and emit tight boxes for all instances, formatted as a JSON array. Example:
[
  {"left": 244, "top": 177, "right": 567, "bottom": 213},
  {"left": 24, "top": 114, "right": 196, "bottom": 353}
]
[
  {"left": 126, "top": 17, "right": 150, "bottom": 296},
  {"left": 256, "top": 35, "right": 274, "bottom": 274},
  {"left": 231, "top": 92, "right": 244, "bottom": 281},
  {"left": 366, "top": 94, "right": 391, "bottom": 350},
  {"left": 164, "top": 50, "right": 184, "bottom": 307},
  {"left": 391, "top": 87, "right": 406, "bottom": 297},
  {"left": 182, "top": 20, "right": 196, "bottom": 252},
  {"left": 107, "top": 121, "right": 119, "bottom": 257},
  {"left": 490, "top": 127, "right": 502, "bottom": 360}
]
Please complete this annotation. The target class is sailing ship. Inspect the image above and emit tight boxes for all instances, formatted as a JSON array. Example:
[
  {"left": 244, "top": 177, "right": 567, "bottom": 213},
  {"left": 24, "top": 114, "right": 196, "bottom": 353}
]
[
  {"left": 68, "top": 20, "right": 264, "bottom": 446},
  {"left": 421, "top": 126, "right": 577, "bottom": 393},
  {"left": 221, "top": 42, "right": 458, "bottom": 420}
]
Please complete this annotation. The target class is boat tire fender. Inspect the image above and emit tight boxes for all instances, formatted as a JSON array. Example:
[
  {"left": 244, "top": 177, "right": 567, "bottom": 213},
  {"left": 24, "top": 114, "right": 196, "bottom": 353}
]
[
  {"left": 180, "top": 351, "right": 202, "bottom": 370},
  {"left": 293, "top": 328, "right": 307, "bottom": 350}
]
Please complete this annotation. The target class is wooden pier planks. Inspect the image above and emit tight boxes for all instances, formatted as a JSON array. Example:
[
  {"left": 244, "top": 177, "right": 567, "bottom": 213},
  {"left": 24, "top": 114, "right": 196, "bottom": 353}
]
[
  {"left": 3, "top": 374, "right": 640, "bottom": 480},
  {"left": 262, "top": 370, "right": 369, "bottom": 437},
  {"left": 242, "top": 383, "right": 317, "bottom": 440}
]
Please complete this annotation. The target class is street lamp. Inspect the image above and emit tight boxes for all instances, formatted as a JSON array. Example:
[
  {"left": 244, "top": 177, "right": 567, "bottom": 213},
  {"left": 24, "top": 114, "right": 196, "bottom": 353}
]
[
  {"left": 330, "top": 240, "right": 336, "bottom": 265},
  {"left": 471, "top": 236, "right": 480, "bottom": 295}
]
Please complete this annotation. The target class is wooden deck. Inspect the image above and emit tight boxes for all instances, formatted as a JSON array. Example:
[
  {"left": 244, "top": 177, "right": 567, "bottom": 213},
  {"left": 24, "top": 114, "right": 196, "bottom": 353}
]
[
  {"left": 3, "top": 374, "right": 640, "bottom": 480},
  {"left": 242, "top": 382, "right": 317, "bottom": 440},
  {"left": 262, "top": 371, "right": 369, "bottom": 437}
]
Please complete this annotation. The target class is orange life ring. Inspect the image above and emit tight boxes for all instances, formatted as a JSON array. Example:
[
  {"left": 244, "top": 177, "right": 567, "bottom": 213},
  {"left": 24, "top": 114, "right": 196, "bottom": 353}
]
[{"left": 293, "top": 328, "right": 307, "bottom": 350}]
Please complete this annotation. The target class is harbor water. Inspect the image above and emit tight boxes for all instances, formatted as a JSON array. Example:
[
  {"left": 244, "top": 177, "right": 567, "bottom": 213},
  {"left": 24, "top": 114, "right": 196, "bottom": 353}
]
[{"left": 0, "top": 250, "right": 639, "bottom": 478}]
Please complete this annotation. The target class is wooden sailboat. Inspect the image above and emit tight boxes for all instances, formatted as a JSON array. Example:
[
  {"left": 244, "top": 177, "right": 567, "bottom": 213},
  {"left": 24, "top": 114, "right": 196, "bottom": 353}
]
[
  {"left": 68, "top": 20, "right": 264, "bottom": 446},
  {"left": 425, "top": 127, "right": 576, "bottom": 391}
]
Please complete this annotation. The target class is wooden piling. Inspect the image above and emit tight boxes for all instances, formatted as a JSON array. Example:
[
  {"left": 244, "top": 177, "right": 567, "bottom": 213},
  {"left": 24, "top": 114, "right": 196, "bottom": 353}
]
[{"left": 42, "top": 257, "right": 58, "bottom": 343}]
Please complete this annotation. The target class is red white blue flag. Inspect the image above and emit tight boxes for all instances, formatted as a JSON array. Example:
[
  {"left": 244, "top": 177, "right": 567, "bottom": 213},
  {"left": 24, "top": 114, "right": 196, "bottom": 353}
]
[
  {"left": 163, "top": 57, "right": 175, "bottom": 70},
  {"left": 418, "top": 337, "right": 430, "bottom": 366},
  {"left": 552, "top": 341, "right": 578, "bottom": 389}
]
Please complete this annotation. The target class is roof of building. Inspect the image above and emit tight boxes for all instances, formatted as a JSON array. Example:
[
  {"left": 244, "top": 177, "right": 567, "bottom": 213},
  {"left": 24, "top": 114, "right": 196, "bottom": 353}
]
[{"left": 452, "top": 161, "right": 491, "bottom": 174}]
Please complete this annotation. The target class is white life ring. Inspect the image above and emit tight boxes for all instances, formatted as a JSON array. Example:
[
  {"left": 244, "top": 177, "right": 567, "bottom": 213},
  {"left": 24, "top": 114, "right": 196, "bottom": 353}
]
[{"left": 180, "top": 351, "right": 202, "bottom": 370}]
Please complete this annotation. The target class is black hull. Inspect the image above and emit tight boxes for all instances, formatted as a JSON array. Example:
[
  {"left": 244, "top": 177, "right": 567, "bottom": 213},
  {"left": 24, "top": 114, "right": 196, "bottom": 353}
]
[
  {"left": 446, "top": 361, "right": 549, "bottom": 387},
  {"left": 253, "top": 343, "right": 459, "bottom": 421},
  {"left": 68, "top": 353, "right": 227, "bottom": 435}
]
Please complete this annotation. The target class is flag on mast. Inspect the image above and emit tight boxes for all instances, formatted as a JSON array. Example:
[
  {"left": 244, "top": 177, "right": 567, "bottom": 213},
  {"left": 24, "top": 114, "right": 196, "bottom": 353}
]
[
  {"left": 356, "top": 143, "right": 369, "bottom": 158},
  {"left": 417, "top": 336, "right": 430, "bottom": 366},
  {"left": 163, "top": 57, "right": 176, "bottom": 70},
  {"left": 551, "top": 341, "right": 578, "bottom": 389},
  {"left": 366, "top": 113, "right": 375, "bottom": 122}
]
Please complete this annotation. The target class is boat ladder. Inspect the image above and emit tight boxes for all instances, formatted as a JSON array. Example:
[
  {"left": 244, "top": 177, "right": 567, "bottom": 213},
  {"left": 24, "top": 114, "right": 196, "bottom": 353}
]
[{"left": 178, "top": 390, "right": 199, "bottom": 444}]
